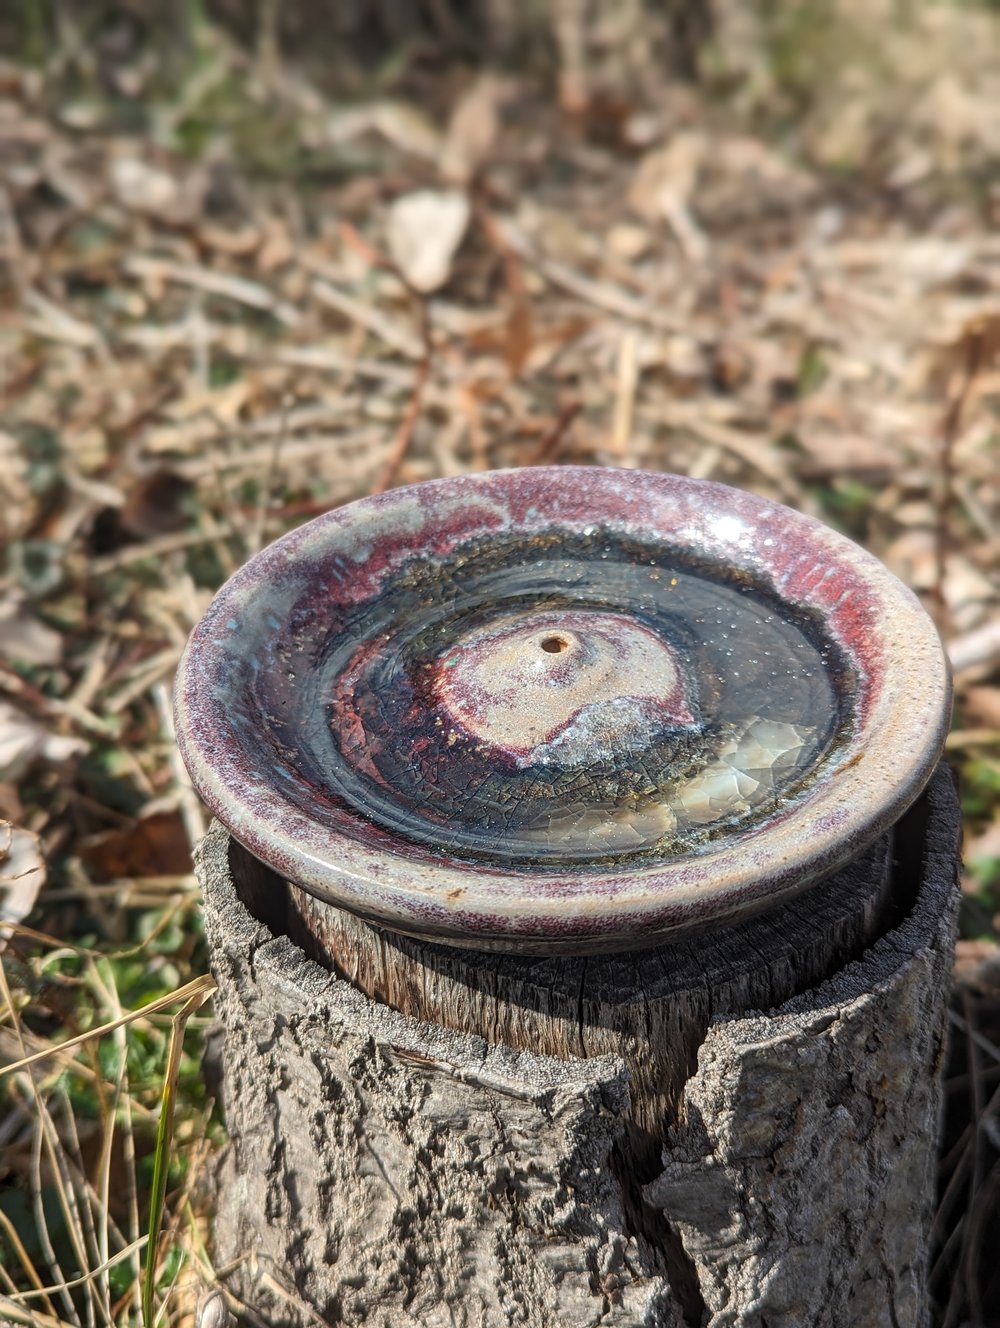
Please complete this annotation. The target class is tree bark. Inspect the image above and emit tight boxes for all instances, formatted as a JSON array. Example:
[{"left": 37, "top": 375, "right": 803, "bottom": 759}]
[{"left": 201, "top": 766, "right": 960, "bottom": 1327}]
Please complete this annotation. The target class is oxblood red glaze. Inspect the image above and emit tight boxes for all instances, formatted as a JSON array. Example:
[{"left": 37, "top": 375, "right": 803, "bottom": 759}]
[{"left": 173, "top": 466, "right": 951, "bottom": 954}]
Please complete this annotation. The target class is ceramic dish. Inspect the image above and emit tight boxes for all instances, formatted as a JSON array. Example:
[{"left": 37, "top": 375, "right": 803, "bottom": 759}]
[{"left": 174, "top": 466, "right": 950, "bottom": 953}]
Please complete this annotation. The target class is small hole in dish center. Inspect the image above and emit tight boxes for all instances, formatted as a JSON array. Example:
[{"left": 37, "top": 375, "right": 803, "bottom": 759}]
[{"left": 540, "top": 635, "right": 570, "bottom": 654}]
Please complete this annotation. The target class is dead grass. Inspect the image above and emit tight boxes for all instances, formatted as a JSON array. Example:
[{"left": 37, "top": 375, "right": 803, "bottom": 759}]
[
  {"left": 0, "top": 918, "right": 219, "bottom": 1328},
  {"left": 0, "top": 2, "right": 998, "bottom": 1323}
]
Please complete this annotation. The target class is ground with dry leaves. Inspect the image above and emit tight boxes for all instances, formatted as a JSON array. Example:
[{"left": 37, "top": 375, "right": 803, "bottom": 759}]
[{"left": 0, "top": 3, "right": 998, "bottom": 1325}]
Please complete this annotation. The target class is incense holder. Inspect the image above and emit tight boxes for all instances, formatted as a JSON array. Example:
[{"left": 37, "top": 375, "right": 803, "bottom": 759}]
[{"left": 174, "top": 467, "right": 950, "bottom": 953}]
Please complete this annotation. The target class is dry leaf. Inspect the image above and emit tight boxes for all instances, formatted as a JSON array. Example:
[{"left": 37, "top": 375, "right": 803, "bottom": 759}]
[
  {"left": 111, "top": 157, "right": 180, "bottom": 216},
  {"left": 120, "top": 469, "right": 195, "bottom": 538},
  {"left": 0, "top": 702, "right": 87, "bottom": 781},
  {"left": 967, "top": 819, "right": 1000, "bottom": 868},
  {"left": 503, "top": 294, "right": 534, "bottom": 379},
  {"left": 0, "top": 432, "right": 34, "bottom": 542},
  {"left": 327, "top": 101, "right": 443, "bottom": 161},
  {"left": 792, "top": 430, "right": 902, "bottom": 480},
  {"left": 944, "top": 555, "right": 996, "bottom": 631},
  {"left": 949, "top": 620, "right": 1000, "bottom": 677},
  {"left": 197, "top": 1288, "right": 234, "bottom": 1328},
  {"left": 0, "top": 783, "right": 23, "bottom": 824},
  {"left": 386, "top": 190, "right": 471, "bottom": 294},
  {"left": 441, "top": 76, "right": 507, "bottom": 185},
  {"left": 696, "top": 135, "right": 819, "bottom": 223},
  {"left": 197, "top": 223, "right": 262, "bottom": 256},
  {"left": 78, "top": 810, "right": 192, "bottom": 880},
  {"left": 0, "top": 822, "right": 45, "bottom": 940},
  {"left": 258, "top": 218, "right": 294, "bottom": 272},
  {"left": 962, "top": 686, "right": 1000, "bottom": 730},
  {"left": 0, "top": 596, "right": 62, "bottom": 666},
  {"left": 606, "top": 223, "right": 652, "bottom": 262},
  {"left": 917, "top": 72, "right": 1000, "bottom": 160},
  {"left": 627, "top": 132, "right": 709, "bottom": 261},
  {"left": 927, "top": 311, "right": 1000, "bottom": 393},
  {"left": 883, "top": 530, "right": 937, "bottom": 591},
  {"left": 953, "top": 937, "right": 1000, "bottom": 995},
  {"left": 628, "top": 132, "right": 706, "bottom": 223}
]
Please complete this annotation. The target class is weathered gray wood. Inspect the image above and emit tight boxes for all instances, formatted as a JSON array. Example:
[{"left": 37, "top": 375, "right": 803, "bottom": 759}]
[
  {"left": 201, "top": 766, "right": 959, "bottom": 1327},
  {"left": 286, "top": 833, "right": 894, "bottom": 1141}
]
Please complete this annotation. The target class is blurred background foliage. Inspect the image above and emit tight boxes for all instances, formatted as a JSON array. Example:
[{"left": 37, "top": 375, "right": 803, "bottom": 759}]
[{"left": 0, "top": 0, "right": 998, "bottom": 1324}]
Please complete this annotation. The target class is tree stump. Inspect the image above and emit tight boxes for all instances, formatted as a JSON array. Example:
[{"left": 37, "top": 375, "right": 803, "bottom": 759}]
[
  {"left": 180, "top": 468, "right": 955, "bottom": 1325},
  {"left": 202, "top": 765, "right": 960, "bottom": 1328}
]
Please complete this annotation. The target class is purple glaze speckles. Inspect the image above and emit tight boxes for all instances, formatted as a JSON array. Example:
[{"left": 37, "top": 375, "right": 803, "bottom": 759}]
[{"left": 174, "top": 466, "right": 951, "bottom": 954}]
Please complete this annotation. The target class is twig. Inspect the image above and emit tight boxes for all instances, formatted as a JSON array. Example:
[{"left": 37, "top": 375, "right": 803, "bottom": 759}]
[
  {"left": 171, "top": 432, "right": 363, "bottom": 480},
  {"left": 124, "top": 256, "right": 301, "bottom": 328},
  {"left": 966, "top": 1163, "right": 1000, "bottom": 1327},
  {"left": 0, "top": 665, "right": 116, "bottom": 739},
  {"left": 945, "top": 728, "right": 1000, "bottom": 750},
  {"left": 355, "top": 250, "right": 438, "bottom": 494},
  {"left": 0, "top": 1240, "right": 148, "bottom": 1305},
  {"left": 637, "top": 401, "right": 801, "bottom": 499},
  {"left": 153, "top": 681, "right": 207, "bottom": 850},
  {"left": 949, "top": 620, "right": 1000, "bottom": 678},
  {"left": 23, "top": 289, "right": 103, "bottom": 349},
  {"left": 267, "top": 344, "right": 416, "bottom": 388},
  {"left": 337, "top": 219, "right": 394, "bottom": 272},
  {"left": 310, "top": 276, "right": 424, "bottom": 359},
  {"left": 526, "top": 400, "right": 582, "bottom": 465},
  {"left": 371, "top": 356, "right": 431, "bottom": 494},
  {"left": 88, "top": 525, "right": 242, "bottom": 576},
  {"left": 934, "top": 322, "right": 990, "bottom": 628},
  {"left": 496, "top": 220, "right": 686, "bottom": 333},
  {"left": 247, "top": 395, "right": 290, "bottom": 556},
  {"left": 143, "top": 982, "right": 215, "bottom": 1328},
  {"left": 0, "top": 974, "right": 217, "bottom": 1079},
  {"left": 0, "top": 1210, "right": 58, "bottom": 1319},
  {"left": 609, "top": 331, "right": 639, "bottom": 464},
  {"left": 104, "top": 649, "right": 182, "bottom": 716}
]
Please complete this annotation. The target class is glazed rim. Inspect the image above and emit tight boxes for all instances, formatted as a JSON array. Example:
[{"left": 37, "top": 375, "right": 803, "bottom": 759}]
[{"left": 174, "top": 467, "right": 951, "bottom": 953}]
